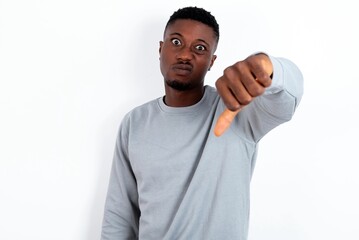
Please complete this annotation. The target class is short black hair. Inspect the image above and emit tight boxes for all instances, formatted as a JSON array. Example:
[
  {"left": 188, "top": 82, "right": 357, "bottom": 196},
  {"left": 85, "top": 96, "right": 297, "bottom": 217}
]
[{"left": 165, "top": 6, "right": 220, "bottom": 42}]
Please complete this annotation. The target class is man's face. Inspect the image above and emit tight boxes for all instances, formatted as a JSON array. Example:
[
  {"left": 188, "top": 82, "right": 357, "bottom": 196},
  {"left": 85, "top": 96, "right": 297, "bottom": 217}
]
[{"left": 159, "top": 19, "right": 217, "bottom": 91}]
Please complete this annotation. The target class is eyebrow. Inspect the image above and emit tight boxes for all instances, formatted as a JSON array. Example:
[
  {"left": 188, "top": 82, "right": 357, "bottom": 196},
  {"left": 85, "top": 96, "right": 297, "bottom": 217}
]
[{"left": 169, "top": 32, "right": 210, "bottom": 46}]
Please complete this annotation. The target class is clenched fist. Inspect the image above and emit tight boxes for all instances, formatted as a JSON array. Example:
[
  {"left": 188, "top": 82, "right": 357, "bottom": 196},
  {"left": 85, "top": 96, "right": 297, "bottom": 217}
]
[{"left": 214, "top": 53, "right": 273, "bottom": 136}]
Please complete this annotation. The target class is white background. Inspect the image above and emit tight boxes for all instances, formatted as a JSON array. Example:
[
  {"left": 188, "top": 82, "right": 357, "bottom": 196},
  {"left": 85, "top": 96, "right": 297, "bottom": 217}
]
[{"left": 1, "top": 0, "right": 358, "bottom": 239}]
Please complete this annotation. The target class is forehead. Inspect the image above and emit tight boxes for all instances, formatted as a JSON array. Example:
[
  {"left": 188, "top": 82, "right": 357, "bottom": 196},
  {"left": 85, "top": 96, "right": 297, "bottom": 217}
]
[{"left": 164, "top": 19, "right": 217, "bottom": 42}]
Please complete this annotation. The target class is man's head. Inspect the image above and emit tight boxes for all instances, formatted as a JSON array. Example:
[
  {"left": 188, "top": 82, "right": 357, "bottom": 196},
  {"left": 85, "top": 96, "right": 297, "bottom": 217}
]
[
  {"left": 165, "top": 7, "right": 219, "bottom": 43},
  {"left": 159, "top": 7, "right": 219, "bottom": 92}
]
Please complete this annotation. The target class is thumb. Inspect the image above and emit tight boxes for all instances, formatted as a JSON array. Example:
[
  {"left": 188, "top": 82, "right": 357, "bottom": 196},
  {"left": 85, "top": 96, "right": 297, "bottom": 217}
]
[{"left": 214, "top": 108, "right": 241, "bottom": 137}]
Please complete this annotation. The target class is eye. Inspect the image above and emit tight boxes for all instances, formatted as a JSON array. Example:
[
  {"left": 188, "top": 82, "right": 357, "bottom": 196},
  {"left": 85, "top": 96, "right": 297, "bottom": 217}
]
[
  {"left": 195, "top": 45, "right": 206, "bottom": 51},
  {"left": 171, "top": 38, "right": 181, "bottom": 46}
]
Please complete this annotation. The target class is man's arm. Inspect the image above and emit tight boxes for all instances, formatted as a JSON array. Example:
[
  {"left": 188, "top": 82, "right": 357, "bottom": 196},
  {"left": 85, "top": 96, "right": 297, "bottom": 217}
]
[
  {"left": 214, "top": 53, "right": 303, "bottom": 139},
  {"left": 101, "top": 118, "right": 140, "bottom": 239},
  {"left": 214, "top": 53, "right": 273, "bottom": 136}
]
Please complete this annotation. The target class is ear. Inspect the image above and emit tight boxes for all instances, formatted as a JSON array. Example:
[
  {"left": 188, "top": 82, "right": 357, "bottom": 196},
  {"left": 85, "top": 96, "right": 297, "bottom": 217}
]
[
  {"left": 209, "top": 55, "right": 217, "bottom": 69},
  {"left": 159, "top": 41, "right": 164, "bottom": 54}
]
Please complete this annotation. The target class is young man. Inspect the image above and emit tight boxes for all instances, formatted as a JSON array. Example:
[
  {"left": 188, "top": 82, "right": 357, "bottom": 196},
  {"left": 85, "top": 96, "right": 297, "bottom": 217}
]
[{"left": 101, "top": 6, "right": 303, "bottom": 240}]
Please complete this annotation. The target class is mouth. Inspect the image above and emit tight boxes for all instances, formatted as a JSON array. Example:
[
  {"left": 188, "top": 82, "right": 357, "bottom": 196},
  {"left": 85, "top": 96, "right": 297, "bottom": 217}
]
[{"left": 172, "top": 63, "right": 193, "bottom": 76}]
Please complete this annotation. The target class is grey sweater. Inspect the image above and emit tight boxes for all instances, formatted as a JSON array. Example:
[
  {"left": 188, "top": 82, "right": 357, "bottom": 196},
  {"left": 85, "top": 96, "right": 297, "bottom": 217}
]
[{"left": 101, "top": 56, "right": 304, "bottom": 240}]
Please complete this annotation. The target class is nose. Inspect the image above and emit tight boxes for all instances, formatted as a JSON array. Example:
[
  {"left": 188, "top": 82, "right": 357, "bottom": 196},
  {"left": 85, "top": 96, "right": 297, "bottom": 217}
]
[{"left": 176, "top": 46, "right": 193, "bottom": 62}]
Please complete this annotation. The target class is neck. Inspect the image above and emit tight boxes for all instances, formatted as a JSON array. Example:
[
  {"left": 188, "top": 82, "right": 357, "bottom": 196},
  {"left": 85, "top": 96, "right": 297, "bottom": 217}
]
[{"left": 163, "top": 85, "right": 205, "bottom": 107}]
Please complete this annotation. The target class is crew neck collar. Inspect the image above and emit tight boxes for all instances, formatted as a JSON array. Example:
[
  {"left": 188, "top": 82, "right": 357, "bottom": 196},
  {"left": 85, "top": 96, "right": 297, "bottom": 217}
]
[{"left": 158, "top": 86, "right": 209, "bottom": 114}]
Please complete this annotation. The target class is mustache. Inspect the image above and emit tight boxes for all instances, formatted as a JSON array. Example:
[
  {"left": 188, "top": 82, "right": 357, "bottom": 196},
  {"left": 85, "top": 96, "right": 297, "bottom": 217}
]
[{"left": 172, "top": 61, "right": 193, "bottom": 70}]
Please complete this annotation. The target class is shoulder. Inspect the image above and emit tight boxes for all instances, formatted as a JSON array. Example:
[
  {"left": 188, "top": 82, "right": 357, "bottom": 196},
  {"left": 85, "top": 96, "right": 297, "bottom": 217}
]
[{"left": 123, "top": 98, "right": 161, "bottom": 123}]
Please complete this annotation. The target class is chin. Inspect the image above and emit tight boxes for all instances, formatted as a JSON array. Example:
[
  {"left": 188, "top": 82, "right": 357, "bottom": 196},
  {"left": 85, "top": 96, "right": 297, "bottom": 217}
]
[{"left": 165, "top": 79, "right": 192, "bottom": 91}]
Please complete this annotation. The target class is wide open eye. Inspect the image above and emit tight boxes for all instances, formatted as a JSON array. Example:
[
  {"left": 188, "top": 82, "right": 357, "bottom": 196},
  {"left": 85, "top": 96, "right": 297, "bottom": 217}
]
[
  {"left": 171, "top": 38, "right": 181, "bottom": 46},
  {"left": 195, "top": 45, "right": 206, "bottom": 51}
]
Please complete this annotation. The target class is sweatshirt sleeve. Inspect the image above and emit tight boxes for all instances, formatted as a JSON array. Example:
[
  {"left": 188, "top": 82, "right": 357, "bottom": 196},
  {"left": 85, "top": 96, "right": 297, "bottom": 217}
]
[
  {"left": 234, "top": 56, "right": 304, "bottom": 143},
  {"left": 101, "top": 115, "right": 140, "bottom": 240}
]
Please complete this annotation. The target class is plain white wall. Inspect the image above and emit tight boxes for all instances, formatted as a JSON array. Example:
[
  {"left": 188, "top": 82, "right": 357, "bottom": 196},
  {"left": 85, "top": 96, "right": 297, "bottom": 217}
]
[{"left": 1, "top": 0, "right": 358, "bottom": 239}]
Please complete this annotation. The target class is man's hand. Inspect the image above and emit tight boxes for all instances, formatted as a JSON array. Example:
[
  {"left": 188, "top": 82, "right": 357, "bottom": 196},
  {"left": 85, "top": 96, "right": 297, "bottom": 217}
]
[{"left": 214, "top": 53, "right": 273, "bottom": 137}]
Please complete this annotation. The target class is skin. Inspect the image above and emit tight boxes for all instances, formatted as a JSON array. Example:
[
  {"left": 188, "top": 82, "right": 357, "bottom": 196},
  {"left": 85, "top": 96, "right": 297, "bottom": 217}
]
[
  {"left": 159, "top": 19, "right": 218, "bottom": 107},
  {"left": 159, "top": 19, "right": 273, "bottom": 135},
  {"left": 214, "top": 53, "right": 273, "bottom": 136}
]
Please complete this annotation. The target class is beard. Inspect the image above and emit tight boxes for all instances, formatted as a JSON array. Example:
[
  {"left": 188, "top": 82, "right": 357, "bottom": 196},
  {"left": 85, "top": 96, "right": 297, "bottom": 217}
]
[{"left": 165, "top": 79, "right": 192, "bottom": 91}]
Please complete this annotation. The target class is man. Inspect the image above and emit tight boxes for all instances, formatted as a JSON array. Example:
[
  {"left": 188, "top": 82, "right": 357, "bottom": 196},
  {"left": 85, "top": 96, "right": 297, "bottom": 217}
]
[{"left": 101, "top": 6, "right": 303, "bottom": 240}]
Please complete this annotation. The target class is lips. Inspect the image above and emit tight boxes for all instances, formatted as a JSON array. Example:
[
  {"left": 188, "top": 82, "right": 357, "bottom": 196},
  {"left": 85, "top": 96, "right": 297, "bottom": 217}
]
[{"left": 172, "top": 63, "right": 193, "bottom": 75}]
